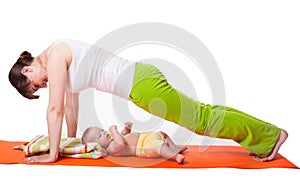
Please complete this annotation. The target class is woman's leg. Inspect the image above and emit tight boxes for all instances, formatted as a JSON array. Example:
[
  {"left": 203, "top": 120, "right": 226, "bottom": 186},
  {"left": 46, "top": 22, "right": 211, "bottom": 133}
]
[
  {"left": 129, "top": 63, "right": 211, "bottom": 134},
  {"left": 206, "top": 105, "right": 281, "bottom": 157},
  {"left": 129, "top": 63, "right": 281, "bottom": 158}
]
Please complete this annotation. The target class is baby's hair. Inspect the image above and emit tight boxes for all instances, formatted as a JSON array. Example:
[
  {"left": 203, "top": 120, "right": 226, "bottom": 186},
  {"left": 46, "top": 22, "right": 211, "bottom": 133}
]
[{"left": 81, "top": 127, "right": 94, "bottom": 144}]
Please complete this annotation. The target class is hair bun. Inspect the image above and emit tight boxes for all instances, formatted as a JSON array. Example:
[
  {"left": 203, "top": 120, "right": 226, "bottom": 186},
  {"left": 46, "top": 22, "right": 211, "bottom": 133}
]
[
  {"left": 20, "top": 51, "right": 32, "bottom": 57},
  {"left": 18, "top": 51, "right": 33, "bottom": 64}
]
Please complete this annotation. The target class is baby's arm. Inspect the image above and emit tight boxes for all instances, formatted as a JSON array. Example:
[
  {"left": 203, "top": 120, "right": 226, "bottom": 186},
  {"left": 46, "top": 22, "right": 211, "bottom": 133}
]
[{"left": 106, "top": 125, "right": 126, "bottom": 156}]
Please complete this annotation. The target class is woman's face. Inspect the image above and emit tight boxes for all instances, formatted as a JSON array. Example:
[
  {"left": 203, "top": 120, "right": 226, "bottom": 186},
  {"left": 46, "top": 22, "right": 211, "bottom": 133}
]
[
  {"left": 29, "top": 67, "right": 48, "bottom": 93},
  {"left": 22, "top": 65, "right": 48, "bottom": 94}
]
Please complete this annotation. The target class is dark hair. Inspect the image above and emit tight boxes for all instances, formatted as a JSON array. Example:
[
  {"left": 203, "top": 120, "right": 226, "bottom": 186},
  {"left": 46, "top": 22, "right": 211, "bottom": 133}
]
[{"left": 8, "top": 51, "right": 40, "bottom": 99}]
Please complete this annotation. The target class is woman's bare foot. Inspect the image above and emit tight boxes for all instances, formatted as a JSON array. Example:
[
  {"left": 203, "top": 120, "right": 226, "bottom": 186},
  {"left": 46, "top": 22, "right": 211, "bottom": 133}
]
[
  {"left": 175, "top": 154, "right": 185, "bottom": 164},
  {"left": 248, "top": 152, "right": 257, "bottom": 156},
  {"left": 254, "top": 129, "right": 288, "bottom": 162}
]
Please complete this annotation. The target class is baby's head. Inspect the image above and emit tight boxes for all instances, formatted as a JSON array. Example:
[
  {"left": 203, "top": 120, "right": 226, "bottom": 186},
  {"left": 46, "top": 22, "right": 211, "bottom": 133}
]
[{"left": 82, "top": 126, "right": 113, "bottom": 149}]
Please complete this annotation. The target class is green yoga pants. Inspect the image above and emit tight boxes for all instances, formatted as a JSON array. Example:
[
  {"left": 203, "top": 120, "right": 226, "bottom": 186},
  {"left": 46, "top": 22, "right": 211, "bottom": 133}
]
[{"left": 129, "top": 63, "right": 280, "bottom": 157}]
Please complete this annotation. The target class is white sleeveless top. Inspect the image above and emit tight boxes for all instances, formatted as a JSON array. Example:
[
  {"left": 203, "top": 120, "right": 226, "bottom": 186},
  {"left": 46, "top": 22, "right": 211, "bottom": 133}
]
[{"left": 48, "top": 39, "right": 136, "bottom": 99}]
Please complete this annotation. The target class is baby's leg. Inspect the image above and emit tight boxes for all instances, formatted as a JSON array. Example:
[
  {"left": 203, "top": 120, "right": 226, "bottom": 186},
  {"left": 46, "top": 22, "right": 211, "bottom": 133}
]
[
  {"left": 160, "top": 143, "right": 184, "bottom": 164},
  {"left": 121, "top": 122, "right": 132, "bottom": 135},
  {"left": 160, "top": 132, "right": 187, "bottom": 153}
]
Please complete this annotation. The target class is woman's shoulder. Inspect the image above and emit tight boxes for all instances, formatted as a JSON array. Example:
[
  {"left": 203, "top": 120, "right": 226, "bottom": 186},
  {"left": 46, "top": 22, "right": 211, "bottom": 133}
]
[
  {"left": 47, "top": 41, "right": 71, "bottom": 56},
  {"left": 52, "top": 38, "right": 89, "bottom": 46},
  {"left": 47, "top": 41, "right": 73, "bottom": 65}
]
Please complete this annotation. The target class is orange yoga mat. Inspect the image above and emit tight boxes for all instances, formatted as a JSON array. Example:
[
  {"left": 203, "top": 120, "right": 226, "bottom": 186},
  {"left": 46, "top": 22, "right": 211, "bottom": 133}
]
[{"left": 0, "top": 140, "right": 298, "bottom": 169}]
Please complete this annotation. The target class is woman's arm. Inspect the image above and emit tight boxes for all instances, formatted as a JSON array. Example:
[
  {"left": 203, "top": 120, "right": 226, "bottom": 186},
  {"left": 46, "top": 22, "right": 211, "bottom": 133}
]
[
  {"left": 26, "top": 44, "right": 71, "bottom": 163},
  {"left": 65, "top": 91, "right": 79, "bottom": 137},
  {"left": 46, "top": 44, "right": 68, "bottom": 162}
]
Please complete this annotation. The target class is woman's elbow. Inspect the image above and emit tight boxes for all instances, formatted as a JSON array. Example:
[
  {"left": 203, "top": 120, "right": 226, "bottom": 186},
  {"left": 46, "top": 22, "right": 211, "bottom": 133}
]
[{"left": 48, "top": 105, "right": 65, "bottom": 115}]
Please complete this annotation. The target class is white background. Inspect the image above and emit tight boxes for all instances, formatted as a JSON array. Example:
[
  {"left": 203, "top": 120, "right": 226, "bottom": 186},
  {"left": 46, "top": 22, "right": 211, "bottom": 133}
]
[{"left": 0, "top": 0, "right": 299, "bottom": 187}]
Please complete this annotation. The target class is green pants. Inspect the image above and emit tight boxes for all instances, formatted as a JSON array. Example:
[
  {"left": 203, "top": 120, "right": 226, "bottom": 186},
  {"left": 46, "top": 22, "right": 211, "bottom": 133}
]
[{"left": 129, "top": 63, "right": 280, "bottom": 157}]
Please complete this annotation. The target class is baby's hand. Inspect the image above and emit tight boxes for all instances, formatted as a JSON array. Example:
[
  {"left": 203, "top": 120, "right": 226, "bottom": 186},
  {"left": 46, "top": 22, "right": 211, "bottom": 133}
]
[{"left": 109, "top": 125, "right": 118, "bottom": 132}]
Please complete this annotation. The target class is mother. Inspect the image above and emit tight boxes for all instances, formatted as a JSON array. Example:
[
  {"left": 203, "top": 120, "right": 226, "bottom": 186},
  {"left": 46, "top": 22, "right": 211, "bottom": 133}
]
[{"left": 9, "top": 38, "right": 287, "bottom": 163}]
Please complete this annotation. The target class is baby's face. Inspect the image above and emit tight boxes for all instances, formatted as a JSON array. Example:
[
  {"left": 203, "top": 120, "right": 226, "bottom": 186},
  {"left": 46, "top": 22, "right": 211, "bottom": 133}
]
[{"left": 89, "top": 127, "right": 113, "bottom": 148}]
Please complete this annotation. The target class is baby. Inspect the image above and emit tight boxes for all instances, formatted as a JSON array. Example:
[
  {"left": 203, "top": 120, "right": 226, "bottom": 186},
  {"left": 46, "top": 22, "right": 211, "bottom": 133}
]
[{"left": 82, "top": 122, "right": 187, "bottom": 164}]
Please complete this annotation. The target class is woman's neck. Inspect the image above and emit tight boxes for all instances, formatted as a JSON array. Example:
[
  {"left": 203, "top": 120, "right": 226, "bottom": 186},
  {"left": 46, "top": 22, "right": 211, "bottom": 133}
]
[{"left": 37, "top": 49, "right": 48, "bottom": 69}]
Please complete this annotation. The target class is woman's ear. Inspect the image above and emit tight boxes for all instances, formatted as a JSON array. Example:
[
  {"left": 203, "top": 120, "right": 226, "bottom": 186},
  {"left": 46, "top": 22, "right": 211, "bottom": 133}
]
[{"left": 20, "top": 66, "right": 32, "bottom": 75}]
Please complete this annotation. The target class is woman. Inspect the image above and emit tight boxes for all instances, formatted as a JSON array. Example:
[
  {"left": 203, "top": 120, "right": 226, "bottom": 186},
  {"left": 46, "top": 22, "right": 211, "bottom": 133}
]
[{"left": 8, "top": 38, "right": 288, "bottom": 163}]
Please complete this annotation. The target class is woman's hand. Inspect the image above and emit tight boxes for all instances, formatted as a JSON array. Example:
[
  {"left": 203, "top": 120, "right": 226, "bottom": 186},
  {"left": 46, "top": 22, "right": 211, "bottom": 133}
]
[{"left": 24, "top": 154, "right": 57, "bottom": 163}]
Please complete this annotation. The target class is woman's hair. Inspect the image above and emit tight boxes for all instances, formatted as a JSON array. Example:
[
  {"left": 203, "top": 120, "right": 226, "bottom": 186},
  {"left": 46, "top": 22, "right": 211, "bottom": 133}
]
[{"left": 8, "top": 51, "right": 39, "bottom": 99}]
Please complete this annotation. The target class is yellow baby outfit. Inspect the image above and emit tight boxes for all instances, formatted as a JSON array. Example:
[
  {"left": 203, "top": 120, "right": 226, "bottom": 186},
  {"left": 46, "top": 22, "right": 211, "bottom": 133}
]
[{"left": 135, "top": 132, "right": 165, "bottom": 157}]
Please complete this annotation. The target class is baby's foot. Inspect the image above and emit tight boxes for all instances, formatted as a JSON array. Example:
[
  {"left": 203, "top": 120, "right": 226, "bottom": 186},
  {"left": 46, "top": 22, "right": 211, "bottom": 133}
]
[
  {"left": 124, "top": 121, "right": 133, "bottom": 129},
  {"left": 121, "top": 122, "right": 133, "bottom": 135},
  {"left": 175, "top": 154, "right": 185, "bottom": 164}
]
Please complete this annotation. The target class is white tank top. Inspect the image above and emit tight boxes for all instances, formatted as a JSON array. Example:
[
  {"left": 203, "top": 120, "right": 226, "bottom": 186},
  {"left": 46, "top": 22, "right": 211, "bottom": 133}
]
[{"left": 48, "top": 39, "right": 136, "bottom": 99}]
